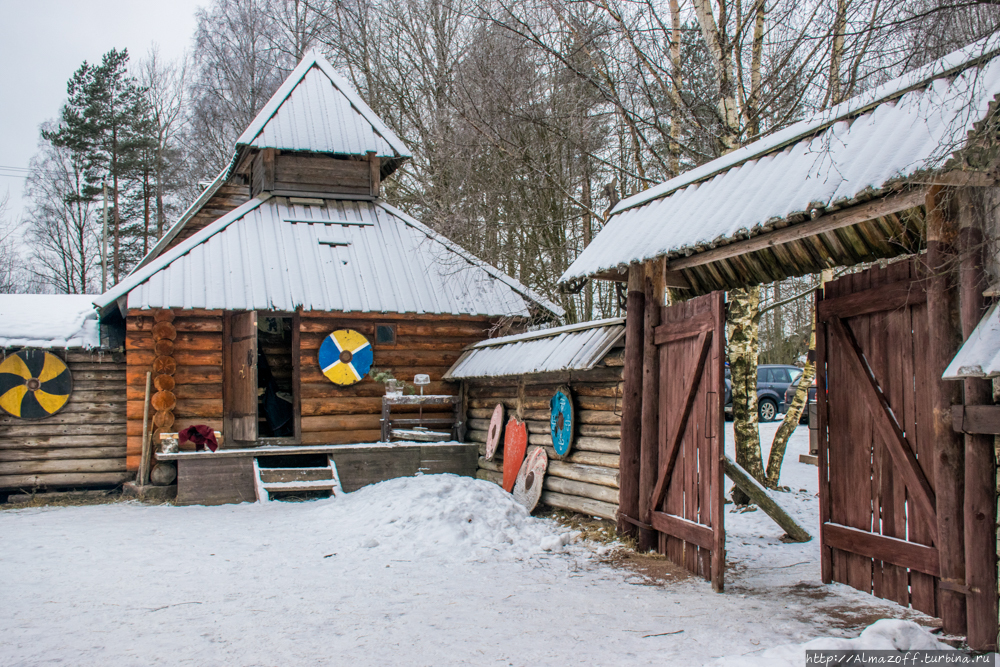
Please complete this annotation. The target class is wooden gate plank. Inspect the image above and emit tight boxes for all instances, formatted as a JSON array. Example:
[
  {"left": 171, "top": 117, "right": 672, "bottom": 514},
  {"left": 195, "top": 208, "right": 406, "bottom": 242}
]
[
  {"left": 823, "top": 523, "right": 940, "bottom": 577},
  {"left": 647, "top": 330, "right": 711, "bottom": 519},
  {"left": 651, "top": 511, "right": 713, "bottom": 550},
  {"left": 816, "top": 290, "right": 833, "bottom": 585},
  {"left": 830, "top": 317, "right": 937, "bottom": 528}
]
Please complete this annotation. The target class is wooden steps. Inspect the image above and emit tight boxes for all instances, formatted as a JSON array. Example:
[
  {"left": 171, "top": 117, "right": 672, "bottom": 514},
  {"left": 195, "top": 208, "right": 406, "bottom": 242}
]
[{"left": 253, "top": 455, "right": 342, "bottom": 502}]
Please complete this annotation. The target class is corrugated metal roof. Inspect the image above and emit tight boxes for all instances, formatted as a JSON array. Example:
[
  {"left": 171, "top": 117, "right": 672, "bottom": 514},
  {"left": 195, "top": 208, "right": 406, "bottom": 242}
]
[
  {"left": 234, "top": 51, "right": 410, "bottom": 162},
  {"left": 943, "top": 303, "right": 1000, "bottom": 379},
  {"left": 444, "top": 318, "right": 624, "bottom": 379},
  {"left": 560, "top": 36, "right": 1000, "bottom": 285},
  {"left": 94, "top": 195, "right": 564, "bottom": 319},
  {"left": 0, "top": 295, "right": 100, "bottom": 349}
]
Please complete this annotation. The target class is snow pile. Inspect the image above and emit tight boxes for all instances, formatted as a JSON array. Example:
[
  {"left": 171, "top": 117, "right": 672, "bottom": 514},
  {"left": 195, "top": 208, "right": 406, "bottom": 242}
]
[
  {"left": 313, "top": 474, "right": 571, "bottom": 561},
  {"left": 0, "top": 294, "right": 100, "bottom": 349},
  {"left": 713, "top": 619, "right": 952, "bottom": 666}
]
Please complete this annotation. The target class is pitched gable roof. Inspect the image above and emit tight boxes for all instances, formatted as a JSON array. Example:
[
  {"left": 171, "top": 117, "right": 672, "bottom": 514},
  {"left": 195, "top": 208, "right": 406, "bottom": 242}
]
[
  {"left": 94, "top": 195, "right": 564, "bottom": 320},
  {"left": 560, "top": 34, "right": 1000, "bottom": 288},
  {"left": 230, "top": 50, "right": 411, "bottom": 175}
]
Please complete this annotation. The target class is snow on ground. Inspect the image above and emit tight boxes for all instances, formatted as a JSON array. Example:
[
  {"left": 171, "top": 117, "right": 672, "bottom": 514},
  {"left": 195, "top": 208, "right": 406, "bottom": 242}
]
[{"left": 1, "top": 422, "right": 945, "bottom": 666}]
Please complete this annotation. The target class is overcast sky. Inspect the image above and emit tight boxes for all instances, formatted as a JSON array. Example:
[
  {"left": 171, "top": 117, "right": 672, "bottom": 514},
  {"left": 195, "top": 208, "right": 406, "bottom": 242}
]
[{"left": 0, "top": 0, "right": 205, "bottom": 222}]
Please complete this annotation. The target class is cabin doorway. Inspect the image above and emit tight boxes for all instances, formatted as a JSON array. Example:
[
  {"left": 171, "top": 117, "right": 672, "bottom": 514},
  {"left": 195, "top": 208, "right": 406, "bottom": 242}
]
[{"left": 224, "top": 311, "right": 300, "bottom": 446}]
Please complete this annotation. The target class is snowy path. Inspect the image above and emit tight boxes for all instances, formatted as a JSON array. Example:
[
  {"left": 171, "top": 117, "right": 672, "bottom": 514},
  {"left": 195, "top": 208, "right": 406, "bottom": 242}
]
[{"left": 1, "top": 423, "right": 938, "bottom": 666}]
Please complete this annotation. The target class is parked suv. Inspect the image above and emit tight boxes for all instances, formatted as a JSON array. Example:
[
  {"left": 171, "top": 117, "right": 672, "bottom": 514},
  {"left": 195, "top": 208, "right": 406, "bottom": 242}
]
[{"left": 725, "top": 364, "right": 803, "bottom": 422}]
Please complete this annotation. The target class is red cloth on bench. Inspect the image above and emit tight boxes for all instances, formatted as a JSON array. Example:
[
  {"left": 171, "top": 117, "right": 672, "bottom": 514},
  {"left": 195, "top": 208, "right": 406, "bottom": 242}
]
[{"left": 178, "top": 425, "right": 219, "bottom": 452}]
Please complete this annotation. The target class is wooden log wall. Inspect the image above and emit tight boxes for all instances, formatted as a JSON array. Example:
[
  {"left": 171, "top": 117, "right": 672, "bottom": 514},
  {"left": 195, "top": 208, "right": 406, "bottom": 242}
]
[
  {"left": 0, "top": 349, "right": 128, "bottom": 490},
  {"left": 467, "top": 357, "right": 624, "bottom": 521},
  {"left": 127, "top": 309, "right": 497, "bottom": 465},
  {"left": 298, "top": 312, "right": 494, "bottom": 445},
  {"left": 165, "top": 183, "right": 250, "bottom": 251},
  {"left": 127, "top": 309, "right": 224, "bottom": 469}
]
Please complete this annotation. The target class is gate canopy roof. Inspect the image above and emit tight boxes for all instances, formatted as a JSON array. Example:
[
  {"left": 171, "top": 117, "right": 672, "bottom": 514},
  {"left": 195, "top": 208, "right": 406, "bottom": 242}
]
[
  {"left": 94, "top": 196, "right": 563, "bottom": 320},
  {"left": 559, "top": 36, "right": 1000, "bottom": 295}
]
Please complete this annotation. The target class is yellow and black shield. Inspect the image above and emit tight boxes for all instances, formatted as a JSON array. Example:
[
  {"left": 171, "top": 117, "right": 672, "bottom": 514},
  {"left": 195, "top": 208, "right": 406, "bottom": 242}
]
[{"left": 0, "top": 350, "right": 72, "bottom": 419}]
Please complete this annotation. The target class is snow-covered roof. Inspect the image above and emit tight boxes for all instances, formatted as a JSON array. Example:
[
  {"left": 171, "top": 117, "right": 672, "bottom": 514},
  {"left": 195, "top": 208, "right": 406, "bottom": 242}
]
[
  {"left": 0, "top": 295, "right": 100, "bottom": 349},
  {"left": 444, "top": 318, "right": 624, "bottom": 379},
  {"left": 229, "top": 50, "right": 411, "bottom": 176},
  {"left": 93, "top": 195, "right": 563, "bottom": 319},
  {"left": 560, "top": 35, "right": 1000, "bottom": 286},
  {"left": 944, "top": 302, "right": 1000, "bottom": 379}
]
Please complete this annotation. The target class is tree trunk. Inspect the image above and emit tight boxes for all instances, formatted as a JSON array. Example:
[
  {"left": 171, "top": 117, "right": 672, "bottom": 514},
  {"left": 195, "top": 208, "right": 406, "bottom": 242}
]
[
  {"left": 766, "top": 319, "right": 815, "bottom": 488},
  {"left": 727, "top": 285, "right": 763, "bottom": 504}
]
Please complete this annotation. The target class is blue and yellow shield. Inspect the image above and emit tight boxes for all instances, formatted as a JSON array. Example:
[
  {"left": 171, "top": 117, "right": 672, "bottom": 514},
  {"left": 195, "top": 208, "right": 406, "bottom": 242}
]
[{"left": 318, "top": 329, "right": 373, "bottom": 386}]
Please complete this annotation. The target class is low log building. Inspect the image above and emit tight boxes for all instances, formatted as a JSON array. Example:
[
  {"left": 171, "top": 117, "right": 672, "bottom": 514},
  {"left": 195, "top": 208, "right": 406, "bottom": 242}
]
[
  {"left": 444, "top": 319, "right": 625, "bottom": 520},
  {"left": 0, "top": 295, "right": 127, "bottom": 493}
]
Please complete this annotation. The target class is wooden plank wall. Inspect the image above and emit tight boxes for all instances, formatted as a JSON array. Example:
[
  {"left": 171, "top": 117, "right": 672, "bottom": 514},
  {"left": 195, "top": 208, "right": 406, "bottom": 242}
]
[
  {"left": 127, "top": 310, "right": 496, "bottom": 466},
  {"left": 466, "top": 352, "right": 624, "bottom": 520},
  {"left": 165, "top": 183, "right": 251, "bottom": 251},
  {"left": 127, "top": 309, "right": 224, "bottom": 470},
  {"left": 298, "top": 313, "right": 494, "bottom": 445},
  {"left": 0, "top": 349, "right": 129, "bottom": 490}
]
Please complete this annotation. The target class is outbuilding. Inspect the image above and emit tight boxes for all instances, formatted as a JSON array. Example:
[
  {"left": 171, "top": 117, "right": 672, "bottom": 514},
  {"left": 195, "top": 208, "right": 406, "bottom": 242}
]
[{"left": 0, "top": 295, "right": 127, "bottom": 492}]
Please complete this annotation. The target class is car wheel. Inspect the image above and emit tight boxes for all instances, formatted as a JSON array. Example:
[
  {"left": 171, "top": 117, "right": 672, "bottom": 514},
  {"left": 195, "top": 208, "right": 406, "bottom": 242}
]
[{"left": 758, "top": 398, "right": 777, "bottom": 422}]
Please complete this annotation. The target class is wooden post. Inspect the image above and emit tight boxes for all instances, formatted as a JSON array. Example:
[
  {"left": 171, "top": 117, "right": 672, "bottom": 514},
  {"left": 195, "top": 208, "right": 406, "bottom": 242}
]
[
  {"left": 956, "top": 188, "right": 998, "bottom": 651},
  {"left": 617, "top": 263, "right": 645, "bottom": 539},
  {"left": 638, "top": 258, "right": 665, "bottom": 551},
  {"left": 138, "top": 371, "right": 152, "bottom": 486},
  {"left": 368, "top": 151, "right": 381, "bottom": 198},
  {"left": 925, "top": 185, "right": 967, "bottom": 634}
]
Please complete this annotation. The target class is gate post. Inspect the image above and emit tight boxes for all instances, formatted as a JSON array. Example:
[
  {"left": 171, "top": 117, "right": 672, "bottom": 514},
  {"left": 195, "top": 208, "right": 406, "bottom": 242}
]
[
  {"left": 618, "top": 264, "right": 645, "bottom": 539},
  {"left": 925, "top": 185, "right": 967, "bottom": 635},
  {"left": 638, "top": 258, "right": 665, "bottom": 551},
  {"left": 957, "top": 189, "right": 998, "bottom": 651}
]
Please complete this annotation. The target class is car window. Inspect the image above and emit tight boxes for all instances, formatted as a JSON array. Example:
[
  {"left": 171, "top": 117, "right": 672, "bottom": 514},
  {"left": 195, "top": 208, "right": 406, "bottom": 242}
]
[
  {"left": 789, "top": 368, "right": 803, "bottom": 383},
  {"left": 771, "top": 368, "right": 791, "bottom": 383}
]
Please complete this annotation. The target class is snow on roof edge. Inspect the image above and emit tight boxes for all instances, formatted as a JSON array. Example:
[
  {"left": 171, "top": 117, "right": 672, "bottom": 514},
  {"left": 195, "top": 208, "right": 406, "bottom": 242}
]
[
  {"left": 611, "top": 33, "right": 1000, "bottom": 216},
  {"left": 0, "top": 295, "right": 102, "bottom": 350},
  {"left": 376, "top": 202, "right": 566, "bottom": 320}
]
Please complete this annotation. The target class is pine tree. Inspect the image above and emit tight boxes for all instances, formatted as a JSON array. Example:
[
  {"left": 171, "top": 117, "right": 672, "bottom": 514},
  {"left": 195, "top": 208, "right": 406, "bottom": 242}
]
[{"left": 43, "top": 48, "right": 151, "bottom": 284}]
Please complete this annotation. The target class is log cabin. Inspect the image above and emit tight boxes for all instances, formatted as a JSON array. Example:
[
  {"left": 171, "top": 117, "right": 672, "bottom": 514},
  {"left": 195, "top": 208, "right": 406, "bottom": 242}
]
[
  {"left": 92, "top": 51, "right": 563, "bottom": 504},
  {"left": 0, "top": 295, "right": 127, "bottom": 493},
  {"left": 444, "top": 318, "right": 625, "bottom": 520}
]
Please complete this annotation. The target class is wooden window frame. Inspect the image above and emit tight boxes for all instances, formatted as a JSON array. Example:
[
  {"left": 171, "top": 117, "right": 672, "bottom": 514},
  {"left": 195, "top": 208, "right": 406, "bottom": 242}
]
[{"left": 374, "top": 322, "right": 397, "bottom": 347}]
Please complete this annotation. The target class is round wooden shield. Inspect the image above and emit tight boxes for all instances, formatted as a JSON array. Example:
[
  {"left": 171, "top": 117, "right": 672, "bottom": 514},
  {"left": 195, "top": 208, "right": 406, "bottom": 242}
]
[
  {"left": 0, "top": 350, "right": 72, "bottom": 419},
  {"left": 549, "top": 386, "right": 574, "bottom": 458},
  {"left": 501, "top": 417, "right": 528, "bottom": 493},
  {"left": 512, "top": 446, "right": 548, "bottom": 511},
  {"left": 485, "top": 403, "right": 504, "bottom": 461},
  {"left": 318, "top": 329, "right": 373, "bottom": 386}
]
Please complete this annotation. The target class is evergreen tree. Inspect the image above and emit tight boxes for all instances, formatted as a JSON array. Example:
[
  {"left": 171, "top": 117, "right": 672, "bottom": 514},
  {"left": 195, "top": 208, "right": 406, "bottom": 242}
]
[{"left": 43, "top": 48, "right": 152, "bottom": 285}]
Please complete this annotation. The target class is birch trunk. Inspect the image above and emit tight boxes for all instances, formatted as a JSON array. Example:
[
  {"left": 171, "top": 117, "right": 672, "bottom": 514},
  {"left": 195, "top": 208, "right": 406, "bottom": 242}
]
[
  {"left": 765, "top": 320, "right": 816, "bottom": 488},
  {"left": 727, "top": 285, "right": 763, "bottom": 504}
]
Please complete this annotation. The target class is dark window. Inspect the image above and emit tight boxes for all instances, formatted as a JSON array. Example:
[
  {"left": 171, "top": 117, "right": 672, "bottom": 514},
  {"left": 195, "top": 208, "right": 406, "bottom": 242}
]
[
  {"left": 771, "top": 368, "right": 791, "bottom": 383},
  {"left": 376, "top": 324, "right": 396, "bottom": 345}
]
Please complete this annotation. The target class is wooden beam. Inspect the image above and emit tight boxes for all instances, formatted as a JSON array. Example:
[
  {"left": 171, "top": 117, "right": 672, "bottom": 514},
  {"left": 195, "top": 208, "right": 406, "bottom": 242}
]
[
  {"left": 957, "top": 188, "right": 999, "bottom": 651},
  {"left": 653, "top": 310, "right": 714, "bottom": 345},
  {"left": 829, "top": 317, "right": 938, "bottom": 528},
  {"left": 723, "top": 454, "right": 812, "bottom": 543},
  {"left": 907, "top": 171, "right": 998, "bottom": 187},
  {"left": 617, "top": 264, "right": 644, "bottom": 538},
  {"left": 638, "top": 258, "right": 664, "bottom": 551},
  {"left": 822, "top": 522, "right": 940, "bottom": 577},
  {"left": 817, "top": 280, "right": 926, "bottom": 321},
  {"left": 667, "top": 188, "right": 927, "bottom": 272},
  {"left": 368, "top": 151, "right": 381, "bottom": 198},
  {"left": 650, "top": 511, "right": 714, "bottom": 550},
  {"left": 951, "top": 404, "right": 1000, "bottom": 434},
  {"left": 925, "top": 184, "right": 967, "bottom": 635}
]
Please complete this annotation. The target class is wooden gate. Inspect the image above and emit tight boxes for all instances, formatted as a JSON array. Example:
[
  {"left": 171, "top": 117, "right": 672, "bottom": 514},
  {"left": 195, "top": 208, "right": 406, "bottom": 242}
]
[
  {"left": 224, "top": 311, "right": 258, "bottom": 443},
  {"left": 816, "top": 261, "right": 940, "bottom": 615},
  {"left": 648, "top": 292, "right": 726, "bottom": 590}
]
